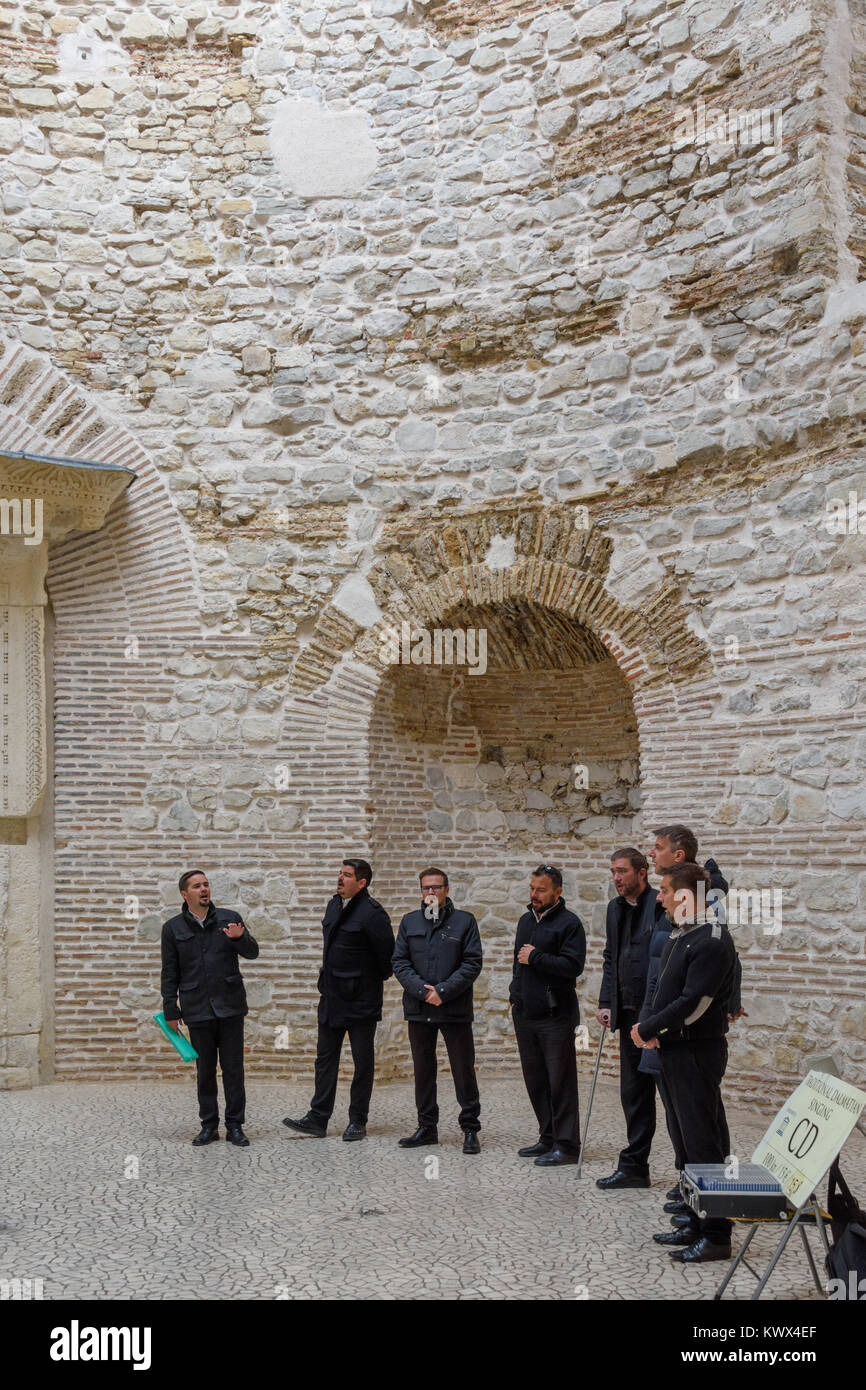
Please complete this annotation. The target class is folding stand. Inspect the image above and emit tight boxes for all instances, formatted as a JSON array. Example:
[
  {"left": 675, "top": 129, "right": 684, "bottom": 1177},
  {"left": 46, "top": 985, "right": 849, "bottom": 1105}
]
[{"left": 714, "top": 1194, "right": 831, "bottom": 1301}]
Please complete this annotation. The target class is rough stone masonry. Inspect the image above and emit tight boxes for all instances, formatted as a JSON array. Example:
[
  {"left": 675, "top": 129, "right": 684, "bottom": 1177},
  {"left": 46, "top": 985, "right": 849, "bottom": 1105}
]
[{"left": 0, "top": 0, "right": 864, "bottom": 1113}]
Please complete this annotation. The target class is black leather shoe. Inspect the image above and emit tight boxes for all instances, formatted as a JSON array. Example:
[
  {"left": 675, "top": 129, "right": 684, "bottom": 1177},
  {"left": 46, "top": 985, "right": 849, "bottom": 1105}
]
[
  {"left": 596, "top": 1169, "right": 650, "bottom": 1190},
  {"left": 192, "top": 1125, "right": 219, "bottom": 1146},
  {"left": 653, "top": 1229, "right": 695, "bottom": 1246},
  {"left": 534, "top": 1147, "right": 580, "bottom": 1166},
  {"left": 282, "top": 1114, "right": 327, "bottom": 1138},
  {"left": 518, "top": 1141, "right": 552, "bottom": 1157},
  {"left": 462, "top": 1131, "right": 481, "bottom": 1155},
  {"left": 398, "top": 1125, "right": 438, "bottom": 1148},
  {"left": 226, "top": 1125, "right": 249, "bottom": 1147},
  {"left": 671, "top": 1212, "right": 699, "bottom": 1229},
  {"left": 670, "top": 1237, "right": 732, "bottom": 1264},
  {"left": 666, "top": 1183, "right": 682, "bottom": 1201},
  {"left": 343, "top": 1122, "right": 366, "bottom": 1142},
  {"left": 664, "top": 1200, "right": 691, "bottom": 1215}
]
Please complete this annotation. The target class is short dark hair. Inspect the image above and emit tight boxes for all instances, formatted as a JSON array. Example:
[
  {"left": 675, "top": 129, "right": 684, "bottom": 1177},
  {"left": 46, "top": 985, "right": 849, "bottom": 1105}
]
[
  {"left": 419, "top": 867, "right": 449, "bottom": 888},
  {"left": 610, "top": 847, "right": 649, "bottom": 874},
  {"left": 533, "top": 863, "right": 563, "bottom": 888},
  {"left": 653, "top": 824, "right": 698, "bottom": 862},
  {"left": 342, "top": 858, "right": 372, "bottom": 887},
  {"left": 179, "top": 869, "right": 206, "bottom": 894},
  {"left": 661, "top": 861, "right": 709, "bottom": 895}
]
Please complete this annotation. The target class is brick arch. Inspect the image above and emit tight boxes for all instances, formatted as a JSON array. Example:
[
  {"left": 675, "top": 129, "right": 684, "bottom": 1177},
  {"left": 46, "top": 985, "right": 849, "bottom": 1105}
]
[
  {"left": 0, "top": 342, "right": 199, "bottom": 636},
  {"left": 289, "top": 503, "right": 712, "bottom": 702},
  {"left": 0, "top": 340, "right": 207, "bottom": 1086}
]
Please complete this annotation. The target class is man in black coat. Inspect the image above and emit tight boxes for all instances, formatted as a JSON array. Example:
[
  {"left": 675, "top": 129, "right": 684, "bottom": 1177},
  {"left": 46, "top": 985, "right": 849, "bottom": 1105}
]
[
  {"left": 283, "top": 858, "right": 394, "bottom": 1142},
  {"left": 597, "top": 826, "right": 736, "bottom": 1199},
  {"left": 160, "top": 869, "right": 260, "bottom": 1147},
  {"left": 509, "top": 864, "right": 586, "bottom": 1167},
  {"left": 632, "top": 861, "right": 738, "bottom": 1265},
  {"left": 596, "top": 847, "right": 658, "bottom": 1189},
  {"left": 392, "top": 867, "right": 483, "bottom": 1155}
]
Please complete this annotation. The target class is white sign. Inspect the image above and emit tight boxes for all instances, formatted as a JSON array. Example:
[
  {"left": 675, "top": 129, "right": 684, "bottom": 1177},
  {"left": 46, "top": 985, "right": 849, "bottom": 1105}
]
[{"left": 752, "top": 1070, "right": 866, "bottom": 1208}]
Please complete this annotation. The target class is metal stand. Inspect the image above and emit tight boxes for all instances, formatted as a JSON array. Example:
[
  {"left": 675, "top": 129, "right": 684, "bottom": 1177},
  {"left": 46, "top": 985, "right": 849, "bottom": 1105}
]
[
  {"left": 576, "top": 1024, "right": 606, "bottom": 1179},
  {"left": 714, "top": 1196, "right": 831, "bottom": 1301}
]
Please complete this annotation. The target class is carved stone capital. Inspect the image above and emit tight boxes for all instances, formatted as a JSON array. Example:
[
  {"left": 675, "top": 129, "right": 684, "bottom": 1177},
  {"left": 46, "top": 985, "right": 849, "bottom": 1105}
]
[{"left": 0, "top": 449, "right": 134, "bottom": 547}]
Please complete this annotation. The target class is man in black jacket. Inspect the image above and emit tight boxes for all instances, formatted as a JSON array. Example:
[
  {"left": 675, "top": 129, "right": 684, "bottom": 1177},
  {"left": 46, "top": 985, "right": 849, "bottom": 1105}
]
[
  {"left": 392, "top": 867, "right": 483, "bottom": 1155},
  {"left": 632, "top": 861, "right": 738, "bottom": 1264},
  {"left": 510, "top": 865, "right": 586, "bottom": 1167},
  {"left": 160, "top": 869, "right": 260, "bottom": 1147},
  {"left": 596, "top": 834, "right": 736, "bottom": 1193},
  {"left": 283, "top": 858, "right": 394, "bottom": 1142},
  {"left": 644, "top": 825, "right": 741, "bottom": 1204},
  {"left": 596, "top": 848, "right": 658, "bottom": 1190}
]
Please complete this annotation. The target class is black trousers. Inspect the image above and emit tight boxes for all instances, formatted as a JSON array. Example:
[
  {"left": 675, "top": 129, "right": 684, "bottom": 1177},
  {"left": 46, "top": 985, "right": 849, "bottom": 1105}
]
[
  {"left": 187, "top": 1014, "right": 246, "bottom": 1128},
  {"left": 660, "top": 1040, "right": 732, "bottom": 1243},
  {"left": 408, "top": 1021, "right": 481, "bottom": 1132},
  {"left": 513, "top": 1008, "right": 580, "bottom": 1155},
  {"left": 616, "top": 1007, "right": 657, "bottom": 1176},
  {"left": 656, "top": 1073, "right": 726, "bottom": 1175},
  {"left": 309, "top": 1020, "right": 378, "bottom": 1126},
  {"left": 656, "top": 1072, "right": 686, "bottom": 1171}
]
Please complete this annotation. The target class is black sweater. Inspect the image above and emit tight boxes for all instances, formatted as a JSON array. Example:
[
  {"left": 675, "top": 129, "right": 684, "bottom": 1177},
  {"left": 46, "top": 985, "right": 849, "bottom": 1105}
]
[{"left": 637, "top": 915, "right": 736, "bottom": 1047}]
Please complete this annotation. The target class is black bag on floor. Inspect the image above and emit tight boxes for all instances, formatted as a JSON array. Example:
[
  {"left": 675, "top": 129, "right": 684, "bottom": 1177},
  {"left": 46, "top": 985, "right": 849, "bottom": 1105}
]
[{"left": 824, "top": 1159, "right": 866, "bottom": 1299}]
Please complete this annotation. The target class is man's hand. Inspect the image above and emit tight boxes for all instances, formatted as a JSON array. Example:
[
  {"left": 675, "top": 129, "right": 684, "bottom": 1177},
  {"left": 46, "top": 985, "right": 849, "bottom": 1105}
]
[
  {"left": 223, "top": 921, "right": 244, "bottom": 939},
  {"left": 597, "top": 1008, "right": 611, "bottom": 1027},
  {"left": 424, "top": 986, "right": 442, "bottom": 1007},
  {"left": 728, "top": 1006, "right": 748, "bottom": 1022},
  {"left": 167, "top": 1018, "right": 182, "bottom": 1032},
  {"left": 517, "top": 944, "right": 535, "bottom": 965}
]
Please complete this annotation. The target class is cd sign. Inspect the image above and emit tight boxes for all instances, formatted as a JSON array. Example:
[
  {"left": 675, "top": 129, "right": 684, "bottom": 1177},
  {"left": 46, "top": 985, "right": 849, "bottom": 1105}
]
[{"left": 752, "top": 1071, "right": 866, "bottom": 1207}]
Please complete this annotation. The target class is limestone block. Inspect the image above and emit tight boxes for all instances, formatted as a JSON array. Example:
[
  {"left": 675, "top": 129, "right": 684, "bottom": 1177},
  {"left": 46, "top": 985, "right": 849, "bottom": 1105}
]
[
  {"left": 242, "top": 344, "right": 271, "bottom": 374},
  {"left": 788, "top": 787, "right": 827, "bottom": 821},
  {"left": 576, "top": 3, "right": 624, "bottom": 38},
  {"left": 558, "top": 54, "right": 603, "bottom": 92},
  {"left": 120, "top": 11, "right": 167, "bottom": 45}
]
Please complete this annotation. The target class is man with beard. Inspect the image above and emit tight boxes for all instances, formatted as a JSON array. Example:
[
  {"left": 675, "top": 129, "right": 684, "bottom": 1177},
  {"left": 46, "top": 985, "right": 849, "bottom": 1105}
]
[
  {"left": 595, "top": 848, "right": 658, "bottom": 1190},
  {"left": 510, "top": 865, "right": 586, "bottom": 1167},
  {"left": 392, "top": 867, "right": 483, "bottom": 1154},
  {"left": 283, "top": 858, "right": 394, "bottom": 1142},
  {"left": 597, "top": 827, "right": 740, "bottom": 1201},
  {"left": 161, "top": 869, "right": 260, "bottom": 1147}
]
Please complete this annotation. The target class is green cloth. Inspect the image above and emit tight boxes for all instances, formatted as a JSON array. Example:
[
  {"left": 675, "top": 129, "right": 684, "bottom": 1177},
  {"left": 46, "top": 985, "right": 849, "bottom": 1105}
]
[{"left": 153, "top": 1011, "right": 199, "bottom": 1062}]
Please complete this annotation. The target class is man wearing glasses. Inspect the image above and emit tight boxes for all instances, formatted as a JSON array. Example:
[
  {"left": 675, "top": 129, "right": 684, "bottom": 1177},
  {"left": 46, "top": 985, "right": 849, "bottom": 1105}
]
[
  {"left": 392, "top": 867, "right": 483, "bottom": 1154},
  {"left": 510, "top": 864, "right": 586, "bottom": 1166}
]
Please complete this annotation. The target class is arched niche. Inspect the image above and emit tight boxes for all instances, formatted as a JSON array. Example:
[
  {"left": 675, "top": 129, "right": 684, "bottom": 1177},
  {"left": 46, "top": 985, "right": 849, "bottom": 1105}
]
[{"left": 367, "top": 597, "right": 641, "bottom": 1075}]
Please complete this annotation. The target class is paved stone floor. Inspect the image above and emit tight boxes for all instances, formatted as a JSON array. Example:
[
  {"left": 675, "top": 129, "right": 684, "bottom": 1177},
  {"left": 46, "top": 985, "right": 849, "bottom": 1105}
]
[{"left": 3, "top": 1074, "right": 863, "bottom": 1301}]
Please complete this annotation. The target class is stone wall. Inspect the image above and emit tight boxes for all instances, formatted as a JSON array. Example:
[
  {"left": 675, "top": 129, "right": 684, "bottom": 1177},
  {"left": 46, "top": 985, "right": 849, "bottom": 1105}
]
[{"left": 0, "top": 0, "right": 864, "bottom": 1107}]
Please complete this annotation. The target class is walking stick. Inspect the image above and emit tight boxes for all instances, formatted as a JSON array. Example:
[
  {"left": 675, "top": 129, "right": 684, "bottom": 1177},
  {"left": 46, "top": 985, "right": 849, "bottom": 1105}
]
[{"left": 576, "top": 1024, "right": 607, "bottom": 1178}]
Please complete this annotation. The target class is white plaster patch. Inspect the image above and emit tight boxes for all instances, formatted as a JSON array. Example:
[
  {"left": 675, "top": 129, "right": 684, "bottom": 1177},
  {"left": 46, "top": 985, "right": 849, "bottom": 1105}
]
[
  {"left": 331, "top": 572, "right": 382, "bottom": 628},
  {"left": 268, "top": 98, "right": 378, "bottom": 198},
  {"left": 822, "top": 281, "right": 866, "bottom": 326},
  {"left": 770, "top": 8, "right": 812, "bottom": 43},
  {"left": 57, "top": 29, "right": 129, "bottom": 82},
  {"left": 483, "top": 535, "right": 516, "bottom": 571}
]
